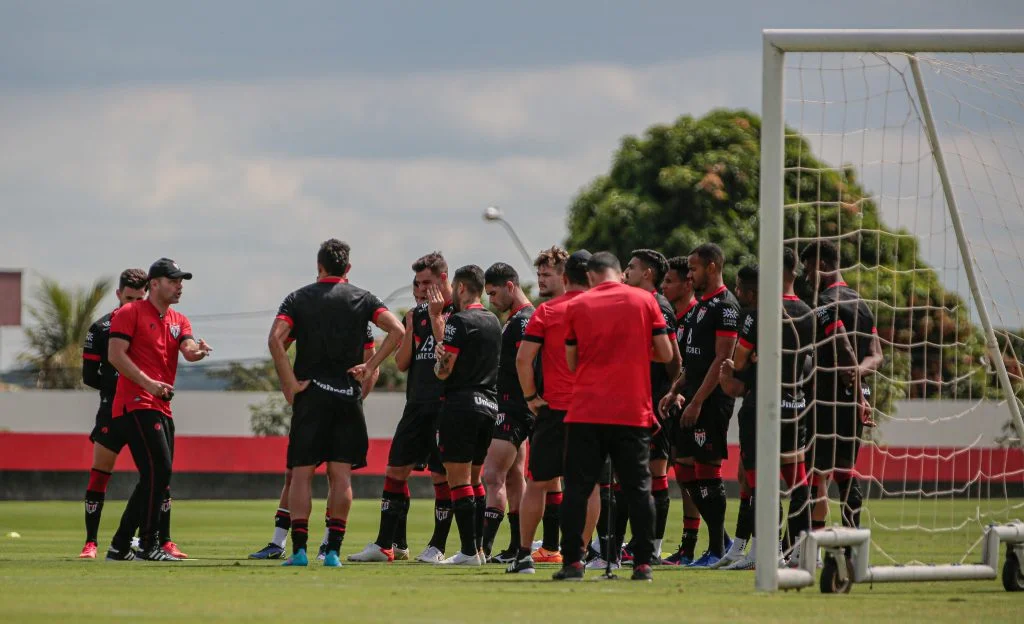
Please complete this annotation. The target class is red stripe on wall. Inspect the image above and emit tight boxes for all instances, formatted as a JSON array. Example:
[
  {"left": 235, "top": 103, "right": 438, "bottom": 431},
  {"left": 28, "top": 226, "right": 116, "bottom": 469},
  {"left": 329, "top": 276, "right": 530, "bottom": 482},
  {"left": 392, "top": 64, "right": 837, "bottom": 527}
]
[{"left": 0, "top": 433, "right": 1021, "bottom": 482}]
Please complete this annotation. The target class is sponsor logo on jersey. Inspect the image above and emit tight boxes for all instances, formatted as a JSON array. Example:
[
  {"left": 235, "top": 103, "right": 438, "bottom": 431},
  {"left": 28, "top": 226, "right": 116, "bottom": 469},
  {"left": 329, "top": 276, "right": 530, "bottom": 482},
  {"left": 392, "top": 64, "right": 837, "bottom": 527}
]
[
  {"left": 722, "top": 307, "right": 738, "bottom": 322},
  {"left": 695, "top": 307, "right": 707, "bottom": 325},
  {"left": 474, "top": 395, "right": 499, "bottom": 411},
  {"left": 743, "top": 315, "right": 754, "bottom": 332},
  {"left": 312, "top": 379, "right": 355, "bottom": 396}
]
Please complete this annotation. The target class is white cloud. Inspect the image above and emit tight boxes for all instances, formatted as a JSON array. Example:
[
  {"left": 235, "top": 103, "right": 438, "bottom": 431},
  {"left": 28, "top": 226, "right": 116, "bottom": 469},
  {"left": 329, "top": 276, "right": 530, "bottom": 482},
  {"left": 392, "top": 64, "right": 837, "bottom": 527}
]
[{"left": 0, "top": 54, "right": 761, "bottom": 366}]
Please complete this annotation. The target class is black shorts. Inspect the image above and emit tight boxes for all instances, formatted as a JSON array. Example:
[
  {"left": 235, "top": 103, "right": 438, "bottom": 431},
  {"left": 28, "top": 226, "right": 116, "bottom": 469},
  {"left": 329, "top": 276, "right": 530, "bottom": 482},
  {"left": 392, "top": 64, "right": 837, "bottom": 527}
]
[
  {"left": 89, "top": 401, "right": 129, "bottom": 453},
  {"left": 676, "top": 393, "right": 734, "bottom": 463},
  {"left": 737, "top": 404, "right": 807, "bottom": 470},
  {"left": 437, "top": 407, "right": 494, "bottom": 465},
  {"left": 388, "top": 401, "right": 444, "bottom": 474},
  {"left": 287, "top": 386, "right": 369, "bottom": 469},
  {"left": 650, "top": 412, "right": 673, "bottom": 462},
  {"left": 528, "top": 407, "right": 566, "bottom": 482},
  {"left": 493, "top": 407, "right": 534, "bottom": 448},
  {"left": 809, "top": 398, "right": 863, "bottom": 472}
]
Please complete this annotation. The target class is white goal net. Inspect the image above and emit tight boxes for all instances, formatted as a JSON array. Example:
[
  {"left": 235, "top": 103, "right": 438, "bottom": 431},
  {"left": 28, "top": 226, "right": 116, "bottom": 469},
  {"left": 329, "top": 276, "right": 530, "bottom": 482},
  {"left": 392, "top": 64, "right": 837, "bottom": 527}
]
[{"left": 757, "top": 30, "right": 1024, "bottom": 593}]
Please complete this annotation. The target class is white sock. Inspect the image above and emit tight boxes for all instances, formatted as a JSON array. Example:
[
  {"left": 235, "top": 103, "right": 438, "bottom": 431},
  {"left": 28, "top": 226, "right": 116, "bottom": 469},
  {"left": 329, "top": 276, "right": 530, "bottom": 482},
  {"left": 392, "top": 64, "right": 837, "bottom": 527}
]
[
  {"left": 653, "top": 538, "right": 663, "bottom": 557},
  {"left": 747, "top": 536, "right": 756, "bottom": 554},
  {"left": 322, "top": 526, "right": 330, "bottom": 546},
  {"left": 731, "top": 537, "right": 748, "bottom": 553},
  {"left": 272, "top": 508, "right": 289, "bottom": 548}
]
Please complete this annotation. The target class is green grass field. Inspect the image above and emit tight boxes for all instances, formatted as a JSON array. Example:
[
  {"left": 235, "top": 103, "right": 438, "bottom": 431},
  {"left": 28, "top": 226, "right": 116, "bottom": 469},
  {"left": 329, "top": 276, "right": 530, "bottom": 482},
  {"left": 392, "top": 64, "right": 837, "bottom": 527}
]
[{"left": 0, "top": 499, "right": 1020, "bottom": 623}]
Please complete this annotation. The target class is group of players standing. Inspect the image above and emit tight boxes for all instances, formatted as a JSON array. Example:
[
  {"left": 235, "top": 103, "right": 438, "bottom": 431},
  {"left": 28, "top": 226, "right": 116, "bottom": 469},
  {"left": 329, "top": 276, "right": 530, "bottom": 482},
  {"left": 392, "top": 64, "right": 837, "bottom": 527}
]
[{"left": 78, "top": 237, "right": 881, "bottom": 582}]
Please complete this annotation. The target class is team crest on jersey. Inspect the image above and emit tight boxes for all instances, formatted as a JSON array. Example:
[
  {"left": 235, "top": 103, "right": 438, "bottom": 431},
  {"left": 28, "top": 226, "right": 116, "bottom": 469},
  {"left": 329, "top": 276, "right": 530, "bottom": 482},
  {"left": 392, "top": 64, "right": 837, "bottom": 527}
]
[
  {"left": 169, "top": 324, "right": 181, "bottom": 339},
  {"left": 694, "top": 428, "right": 707, "bottom": 447}
]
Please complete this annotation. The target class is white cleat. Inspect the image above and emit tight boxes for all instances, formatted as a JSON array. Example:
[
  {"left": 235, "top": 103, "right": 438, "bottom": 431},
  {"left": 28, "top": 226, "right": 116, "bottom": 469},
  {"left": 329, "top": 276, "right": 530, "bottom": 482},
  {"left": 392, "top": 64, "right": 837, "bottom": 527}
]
[
  {"left": 347, "top": 542, "right": 393, "bottom": 562},
  {"left": 723, "top": 551, "right": 757, "bottom": 570},
  {"left": 438, "top": 551, "right": 482, "bottom": 566},
  {"left": 585, "top": 558, "right": 621, "bottom": 571},
  {"left": 710, "top": 537, "right": 748, "bottom": 569},
  {"left": 415, "top": 546, "right": 446, "bottom": 563}
]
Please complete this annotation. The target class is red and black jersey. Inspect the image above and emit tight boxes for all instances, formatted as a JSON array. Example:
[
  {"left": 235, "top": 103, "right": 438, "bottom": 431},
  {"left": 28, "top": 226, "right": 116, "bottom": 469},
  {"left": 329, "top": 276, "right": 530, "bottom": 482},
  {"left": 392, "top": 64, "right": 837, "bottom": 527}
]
[
  {"left": 681, "top": 285, "right": 740, "bottom": 395},
  {"left": 83, "top": 309, "right": 118, "bottom": 402},
  {"left": 276, "top": 276, "right": 385, "bottom": 401},
  {"left": 522, "top": 290, "right": 584, "bottom": 411},
  {"left": 441, "top": 304, "right": 502, "bottom": 414},
  {"left": 109, "top": 299, "right": 193, "bottom": 417},
  {"left": 650, "top": 292, "right": 677, "bottom": 403},
  {"left": 813, "top": 281, "right": 876, "bottom": 399},
  {"left": 736, "top": 296, "right": 817, "bottom": 407},
  {"left": 407, "top": 301, "right": 455, "bottom": 404},
  {"left": 498, "top": 303, "right": 534, "bottom": 412}
]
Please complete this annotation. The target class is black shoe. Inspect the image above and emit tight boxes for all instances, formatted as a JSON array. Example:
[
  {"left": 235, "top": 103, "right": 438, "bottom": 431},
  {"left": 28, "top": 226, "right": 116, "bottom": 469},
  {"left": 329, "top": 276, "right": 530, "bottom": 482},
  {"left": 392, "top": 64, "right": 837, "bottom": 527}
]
[
  {"left": 552, "top": 561, "right": 585, "bottom": 581},
  {"left": 631, "top": 564, "right": 653, "bottom": 581},
  {"left": 137, "top": 545, "right": 181, "bottom": 562},
  {"left": 489, "top": 547, "right": 518, "bottom": 564},
  {"left": 584, "top": 544, "right": 602, "bottom": 564},
  {"left": 105, "top": 546, "right": 137, "bottom": 562},
  {"left": 505, "top": 555, "right": 536, "bottom": 574}
]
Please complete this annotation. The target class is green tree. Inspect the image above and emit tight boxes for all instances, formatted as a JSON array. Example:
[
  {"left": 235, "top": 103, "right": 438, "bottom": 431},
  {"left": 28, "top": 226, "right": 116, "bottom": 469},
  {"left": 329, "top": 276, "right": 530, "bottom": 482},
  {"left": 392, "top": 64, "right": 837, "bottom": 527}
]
[
  {"left": 19, "top": 276, "right": 112, "bottom": 389},
  {"left": 566, "top": 109, "right": 1002, "bottom": 416}
]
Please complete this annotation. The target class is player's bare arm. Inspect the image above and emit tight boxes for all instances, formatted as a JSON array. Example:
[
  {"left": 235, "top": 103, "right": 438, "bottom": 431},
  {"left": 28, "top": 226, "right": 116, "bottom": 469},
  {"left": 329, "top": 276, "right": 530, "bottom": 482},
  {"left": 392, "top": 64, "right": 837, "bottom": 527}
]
[
  {"left": 719, "top": 342, "right": 752, "bottom": 398},
  {"left": 361, "top": 343, "right": 379, "bottom": 398},
  {"left": 859, "top": 329, "right": 884, "bottom": 377},
  {"left": 349, "top": 310, "right": 405, "bottom": 382},
  {"left": 107, "top": 337, "right": 173, "bottom": 400},
  {"left": 681, "top": 334, "right": 736, "bottom": 427},
  {"left": 664, "top": 338, "right": 682, "bottom": 380},
  {"left": 268, "top": 318, "right": 309, "bottom": 405},
  {"left": 395, "top": 309, "right": 415, "bottom": 372},
  {"left": 179, "top": 337, "right": 212, "bottom": 362},
  {"left": 433, "top": 341, "right": 457, "bottom": 380},
  {"left": 515, "top": 341, "right": 547, "bottom": 416},
  {"left": 652, "top": 333, "right": 674, "bottom": 364}
]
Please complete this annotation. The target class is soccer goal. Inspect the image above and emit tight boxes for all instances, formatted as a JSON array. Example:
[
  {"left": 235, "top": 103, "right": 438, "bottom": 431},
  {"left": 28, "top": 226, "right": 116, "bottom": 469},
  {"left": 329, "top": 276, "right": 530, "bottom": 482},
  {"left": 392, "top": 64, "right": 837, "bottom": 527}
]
[{"left": 756, "top": 30, "right": 1024, "bottom": 593}]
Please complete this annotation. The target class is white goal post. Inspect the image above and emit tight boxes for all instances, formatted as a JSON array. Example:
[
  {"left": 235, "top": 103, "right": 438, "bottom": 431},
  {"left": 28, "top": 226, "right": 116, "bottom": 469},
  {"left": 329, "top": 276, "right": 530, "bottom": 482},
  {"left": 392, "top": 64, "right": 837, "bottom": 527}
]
[{"left": 756, "top": 29, "right": 1024, "bottom": 593}]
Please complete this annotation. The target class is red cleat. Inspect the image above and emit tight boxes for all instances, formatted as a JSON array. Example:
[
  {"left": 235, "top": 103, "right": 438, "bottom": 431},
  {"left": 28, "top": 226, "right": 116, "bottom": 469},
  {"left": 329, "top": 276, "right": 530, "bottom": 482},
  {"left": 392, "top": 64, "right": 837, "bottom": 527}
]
[
  {"left": 162, "top": 541, "right": 188, "bottom": 559},
  {"left": 79, "top": 541, "right": 98, "bottom": 559}
]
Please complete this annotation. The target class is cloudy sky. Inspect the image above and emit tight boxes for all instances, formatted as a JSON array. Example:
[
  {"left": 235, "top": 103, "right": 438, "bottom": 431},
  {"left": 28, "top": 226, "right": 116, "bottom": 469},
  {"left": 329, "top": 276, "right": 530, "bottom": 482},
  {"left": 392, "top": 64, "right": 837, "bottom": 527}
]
[{"left": 2, "top": 1, "right": 1023, "bottom": 368}]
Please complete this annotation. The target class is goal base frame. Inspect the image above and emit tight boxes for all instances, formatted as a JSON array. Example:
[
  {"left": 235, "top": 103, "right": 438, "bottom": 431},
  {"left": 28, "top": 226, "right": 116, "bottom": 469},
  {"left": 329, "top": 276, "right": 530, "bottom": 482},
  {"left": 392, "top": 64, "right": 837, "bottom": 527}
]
[{"left": 778, "top": 522, "right": 1024, "bottom": 592}]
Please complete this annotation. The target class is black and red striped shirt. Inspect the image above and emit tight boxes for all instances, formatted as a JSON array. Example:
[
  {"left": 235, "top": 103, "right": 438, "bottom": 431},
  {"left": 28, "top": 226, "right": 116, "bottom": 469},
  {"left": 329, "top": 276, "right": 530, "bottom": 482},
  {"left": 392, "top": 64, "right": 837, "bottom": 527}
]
[{"left": 276, "top": 276, "right": 385, "bottom": 400}]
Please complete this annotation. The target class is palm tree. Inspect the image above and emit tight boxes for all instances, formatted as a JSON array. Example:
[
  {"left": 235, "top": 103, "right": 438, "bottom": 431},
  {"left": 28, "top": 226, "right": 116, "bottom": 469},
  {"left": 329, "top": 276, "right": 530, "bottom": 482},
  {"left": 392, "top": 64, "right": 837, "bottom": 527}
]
[{"left": 19, "top": 276, "right": 112, "bottom": 389}]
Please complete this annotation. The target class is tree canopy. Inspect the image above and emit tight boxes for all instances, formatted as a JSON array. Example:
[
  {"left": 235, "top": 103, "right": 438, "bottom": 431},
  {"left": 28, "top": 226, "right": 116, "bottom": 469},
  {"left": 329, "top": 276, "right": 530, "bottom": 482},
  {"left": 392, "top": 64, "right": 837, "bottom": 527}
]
[{"left": 565, "top": 108, "right": 1000, "bottom": 410}]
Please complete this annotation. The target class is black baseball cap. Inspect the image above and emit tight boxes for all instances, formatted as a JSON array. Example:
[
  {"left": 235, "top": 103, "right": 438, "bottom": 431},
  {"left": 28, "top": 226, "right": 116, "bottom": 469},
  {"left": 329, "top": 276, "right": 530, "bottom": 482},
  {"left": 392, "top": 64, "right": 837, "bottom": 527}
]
[
  {"left": 566, "top": 249, "right": 592, "bottom": 272},
  {"left": 148, "top": 258, "right": 193, "bottom": 280}
]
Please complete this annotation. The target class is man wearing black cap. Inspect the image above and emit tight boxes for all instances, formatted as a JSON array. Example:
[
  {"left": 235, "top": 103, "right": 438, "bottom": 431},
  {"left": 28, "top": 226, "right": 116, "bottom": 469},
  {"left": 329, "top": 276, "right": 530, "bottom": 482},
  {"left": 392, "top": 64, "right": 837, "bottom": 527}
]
[{"left": 106, "top": 258, "right": 212, "bottom": 562}]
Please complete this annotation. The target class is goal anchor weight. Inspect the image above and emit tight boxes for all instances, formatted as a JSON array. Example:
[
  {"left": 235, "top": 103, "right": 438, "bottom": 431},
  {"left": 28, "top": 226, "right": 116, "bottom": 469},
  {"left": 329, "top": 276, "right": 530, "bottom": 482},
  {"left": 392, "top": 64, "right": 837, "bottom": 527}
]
[{"left": 778, "top": 522, "right": 1024, "bottom": 593}]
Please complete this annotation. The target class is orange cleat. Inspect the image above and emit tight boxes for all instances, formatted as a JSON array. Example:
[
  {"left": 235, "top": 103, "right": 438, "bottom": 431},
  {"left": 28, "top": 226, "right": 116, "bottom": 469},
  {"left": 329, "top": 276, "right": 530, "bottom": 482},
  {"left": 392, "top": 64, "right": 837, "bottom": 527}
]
[
  {"left": 531, "top": 547, "right": 563, "bottom": 564},
  {"left": 162, "top": 541, "right": 188, "bottom": 559},
  {"left": 79, "top": 541, "right": 98, "bottom": 559}
]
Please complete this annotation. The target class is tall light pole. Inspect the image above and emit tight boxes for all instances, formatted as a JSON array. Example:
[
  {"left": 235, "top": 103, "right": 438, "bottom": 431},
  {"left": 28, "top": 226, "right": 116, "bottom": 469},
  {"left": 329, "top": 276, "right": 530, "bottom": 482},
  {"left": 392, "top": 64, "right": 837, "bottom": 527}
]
[{"left": 482, "top": 206, "right": 534, "bottom": 271}]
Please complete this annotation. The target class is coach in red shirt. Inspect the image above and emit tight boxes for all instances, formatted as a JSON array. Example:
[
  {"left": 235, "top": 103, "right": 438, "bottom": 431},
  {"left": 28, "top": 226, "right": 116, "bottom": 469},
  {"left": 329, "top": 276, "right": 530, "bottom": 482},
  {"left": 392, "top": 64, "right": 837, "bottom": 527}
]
[
  {"left": 106, "top": 258, "right": 211, "bottom": 562},
  {"left": 556, "top": 252, "right": 675, "bottom": 581}
]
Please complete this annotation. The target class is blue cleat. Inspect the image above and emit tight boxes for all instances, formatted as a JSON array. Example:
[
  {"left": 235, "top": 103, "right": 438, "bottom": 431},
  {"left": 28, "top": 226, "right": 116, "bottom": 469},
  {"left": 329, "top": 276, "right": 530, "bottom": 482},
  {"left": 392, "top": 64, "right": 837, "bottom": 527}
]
[
  {"left": 687, "top": 550, "right": 721, "bottom": 568},
  {"left": 282, "top": 548, "right": 309, "bottom": 567},
  {"left": 249, "top": 543, "right": 285, "bottom": 560},
  {"left": 323, "top": 550, "right": 342, "bottom": 568}
]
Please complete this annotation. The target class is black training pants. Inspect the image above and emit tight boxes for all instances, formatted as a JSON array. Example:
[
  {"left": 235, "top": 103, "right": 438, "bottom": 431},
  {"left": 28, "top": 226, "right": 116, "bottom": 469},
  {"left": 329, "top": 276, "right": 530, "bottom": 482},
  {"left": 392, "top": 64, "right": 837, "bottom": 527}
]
[
  {"left": 560, "top": 422, "right": 655, "bottom": 566},
  {"left": 122, "top": 409, "right": 174, "bottom": 550}
]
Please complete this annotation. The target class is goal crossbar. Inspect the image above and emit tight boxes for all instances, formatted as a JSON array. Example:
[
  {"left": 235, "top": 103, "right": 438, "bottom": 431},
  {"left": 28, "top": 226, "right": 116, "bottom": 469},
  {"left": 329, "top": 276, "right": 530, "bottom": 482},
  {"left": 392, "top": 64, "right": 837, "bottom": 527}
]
[{"left": 756, "top": 28, "right": 1024, "bottom": 593}]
